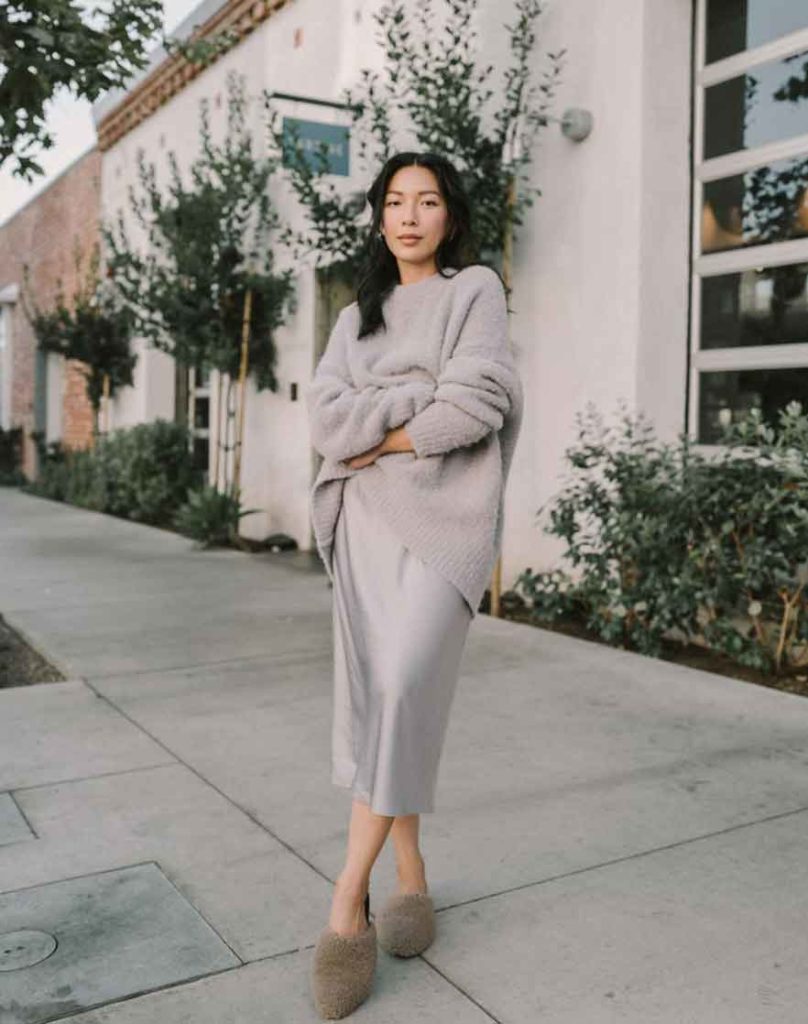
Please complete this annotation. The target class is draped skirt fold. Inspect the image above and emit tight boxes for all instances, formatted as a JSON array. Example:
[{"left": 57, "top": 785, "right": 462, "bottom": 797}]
[{"left": 330, "top": 472, "right": 473, "bottom": 816}]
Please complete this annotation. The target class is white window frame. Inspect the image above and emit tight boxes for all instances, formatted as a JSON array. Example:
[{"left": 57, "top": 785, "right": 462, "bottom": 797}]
[
  {"left": 690, "top": 5, "right": 808, "bottom": 454},
  {"left": 0, "top": 304, "right": 9, "bottom": 431},
  {"left": 0, "top": 286, "right": 19, "bottom": 432},
  {"left": 188, "top": 363, "right": 211, "bottom": 476}
]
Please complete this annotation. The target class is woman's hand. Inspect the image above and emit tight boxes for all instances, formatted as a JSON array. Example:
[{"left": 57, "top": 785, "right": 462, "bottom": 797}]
[
  {"left": 343, "top": 442, "right": 384, "bottom": 470},
  {"left": 342, "top": 425, "right": 414, "bottom": 469}
]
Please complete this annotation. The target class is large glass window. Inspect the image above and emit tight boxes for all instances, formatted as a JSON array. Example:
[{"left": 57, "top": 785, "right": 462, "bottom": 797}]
[
  {"left": 701, "top": 155, "right": 808, "bottom": 253},
  {"left": 703, "top": 51, "right": 808, "bottom": 159},
  {"left": 692, "top": 2, "right": 808, "bottom": 445},
  {"left": 706, "top": 0, "right": 808, "bottom": 63}
]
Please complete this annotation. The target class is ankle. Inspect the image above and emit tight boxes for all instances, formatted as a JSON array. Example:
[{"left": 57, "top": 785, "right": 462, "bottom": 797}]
[
  {"left": 334, "top": 871, "right": 369, "bottom": 901},
  {"left": 395, "top": 851, "right": 424, "bottom": 873},
  {"left": 395, "top": 853, "right": 427, "bottom": 894}
]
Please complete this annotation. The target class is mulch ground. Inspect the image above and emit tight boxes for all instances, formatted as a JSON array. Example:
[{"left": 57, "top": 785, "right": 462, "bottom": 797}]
[
  {"left": 501, "top": 603, "right": 808, "bottom": 699},
  {"left": 0, "top": 614, "right": 65, "bottom": 689}
]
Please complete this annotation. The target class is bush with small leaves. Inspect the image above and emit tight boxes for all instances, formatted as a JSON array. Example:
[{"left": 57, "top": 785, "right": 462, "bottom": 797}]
[
  {"left": 173, "top": 485, "right": 261, "bottom": 547},
  {"left": 24, "top": 420, "right": 202, "bottom": 527},
  {"left": 516, "top": 400, "right": 808, "bottom": 675}
]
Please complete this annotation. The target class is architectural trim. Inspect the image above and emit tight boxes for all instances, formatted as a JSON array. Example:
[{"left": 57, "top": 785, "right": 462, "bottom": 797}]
[{"left": 96, "top": 0, "right": 291, "bottom": 152}]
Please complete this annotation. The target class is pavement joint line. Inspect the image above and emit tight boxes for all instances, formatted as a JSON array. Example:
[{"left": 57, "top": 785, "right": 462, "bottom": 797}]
[
  {"left": 0, "top": 857, "right": 188, "bottom": 896},
  {"left": 0, "top": 606, "right": 330, "bottom": 685},
  {"left": 38, "top": 963, "right": 244, "bottom": 1023},
  {"left": 9, "top": 761, "right": 182, "bottom": 795},
  {"left": 68, "top": 667, "right": 659, "bottom": 1024},
  {"left": 13, "top": 673, "right": 808, "bottom": 936},
  {"left": 157, "top": 854, "right": 246, "bottom": 966},
  {"left": 431, "top": 798, "right": 808, "bottom": 917},
  {"left": 78, "top": 677, "right": 345, "bottom": 892},
  {"left": 25, "top": 966, "right": 239, "bottom": 1024},
  {"left": 64, "top": 684, "right": 808, "bottom": 933},
  {"left": 1, "top": 572, "right": 320, "bottom": 602},
  {"left": 2, "top": 864, "right": 498, "bottom": 1023},
  {"left": 415, "top": 954, "right": 504, "bottom": 1023},
  {"left": 50, "top": 941, "right": 494, "bottom": 1024},
  {"left": 6, "top": 789, "right": 38, "bottom": 838},
  {"left": 1, "top": 857, "right": 246, "bottom": 972},
  {"left": 2, "top": 584, "right": 325, "bottom": 618},
  {"left": 8, "top": 673, "right": 808, "bottom": 898},
  {"left": 77, "top": 646, "right": 330, "bottom": 681}
]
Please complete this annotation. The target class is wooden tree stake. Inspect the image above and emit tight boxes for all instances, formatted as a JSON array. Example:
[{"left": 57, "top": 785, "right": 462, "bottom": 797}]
[
  {"left": 489, "top": 170, "right": 517, "bottom": 618},
  {"left": 232, "top": 287, "right": 253, "bottom": 500}
]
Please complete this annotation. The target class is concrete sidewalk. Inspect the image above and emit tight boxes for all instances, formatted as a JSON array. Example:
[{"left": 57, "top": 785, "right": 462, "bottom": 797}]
[{"left": 2, "top": 487, "right": 808, "bottom": 1023}]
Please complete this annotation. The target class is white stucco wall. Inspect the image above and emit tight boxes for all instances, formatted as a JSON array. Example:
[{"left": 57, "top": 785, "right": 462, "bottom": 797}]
[
  {"left": 94, "top": 0, "right": 696, "bottom": 596},
  {"left": 491, "top": 0, "right": 694, "bottom": 588}
]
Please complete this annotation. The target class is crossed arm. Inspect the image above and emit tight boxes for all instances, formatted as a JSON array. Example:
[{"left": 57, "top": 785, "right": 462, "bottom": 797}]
[
  {"left": 303, "top": 314, "right": 436, "bottom": 464},
  {"left": 304, "top": 277, "right": 521, "bottom": 465}
]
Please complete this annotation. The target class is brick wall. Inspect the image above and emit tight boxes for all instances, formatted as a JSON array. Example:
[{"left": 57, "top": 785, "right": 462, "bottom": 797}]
[{"left": 0, "top": 147, "right": 102, "bottom": 478}]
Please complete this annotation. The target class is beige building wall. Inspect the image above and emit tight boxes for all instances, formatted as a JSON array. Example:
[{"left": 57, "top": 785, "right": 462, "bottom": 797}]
[{"left": 92, "top": 0, "right": 697, "bottom": 597}]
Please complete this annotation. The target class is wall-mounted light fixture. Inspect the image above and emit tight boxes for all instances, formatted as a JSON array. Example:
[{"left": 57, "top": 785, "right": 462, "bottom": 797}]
[{"left": 555, "top": 108, "right": 593, "bottom": 142}]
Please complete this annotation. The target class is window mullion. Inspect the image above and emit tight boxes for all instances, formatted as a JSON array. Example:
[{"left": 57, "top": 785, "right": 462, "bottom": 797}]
[
  {"left": 700, "top": 25, "right": 808, "bottom": 86},
  {"left": 694, "top": 341, "right": 808, "bottom": 372}
]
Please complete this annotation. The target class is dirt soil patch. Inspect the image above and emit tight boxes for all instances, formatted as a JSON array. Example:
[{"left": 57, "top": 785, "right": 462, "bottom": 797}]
[
  {"left": 501, "top": 602, "right": 808, "bottom": 699},
  {"left": 0, "top": 614, "right": 65, "bottom": 689}
]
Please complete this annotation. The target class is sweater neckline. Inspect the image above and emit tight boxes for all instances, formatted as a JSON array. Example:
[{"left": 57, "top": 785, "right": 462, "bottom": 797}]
[{"left": 392, "top": 266, "right": 459, "bottom": 292}]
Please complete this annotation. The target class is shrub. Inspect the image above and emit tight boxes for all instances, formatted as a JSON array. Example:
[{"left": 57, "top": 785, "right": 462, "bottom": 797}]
[
  {"left": 95, "top": 419, "right": 202, "bottom": 524},
  {"left": 0, "top": 426, "right": 25, "bottom": 485},
  {"left": 515, "top": 400, "right": 808, "bottom": 676},
  {"left": 24, "top": 435, "right": 71, "bottom": 500},
  {"left": 173, "top": 484, "right": 261, "bottom": 546},
  {"left": 25, "top": 419, "right": 202, "bottom": 527}
]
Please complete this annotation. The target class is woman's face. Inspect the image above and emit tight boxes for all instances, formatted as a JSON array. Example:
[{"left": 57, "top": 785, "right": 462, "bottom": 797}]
[{"left": 381, "top": 164, "right": 450, "bottom": 272}]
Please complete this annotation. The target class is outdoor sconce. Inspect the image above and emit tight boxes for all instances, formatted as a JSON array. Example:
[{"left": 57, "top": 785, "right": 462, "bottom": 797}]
[
  {"left": 526, "top": 107, "right": 593, "bottom": 146},
  {"left": 557, "top": 108, "right": 593, "bottom": 142}
]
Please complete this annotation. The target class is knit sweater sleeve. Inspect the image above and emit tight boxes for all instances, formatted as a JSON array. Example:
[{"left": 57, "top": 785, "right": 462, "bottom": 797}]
[
  {"left": 404, "top": 269, "right": 523, "bottom": 459},
  {"left": 304, "top": 306, "right": 436, "bottom": 463}
]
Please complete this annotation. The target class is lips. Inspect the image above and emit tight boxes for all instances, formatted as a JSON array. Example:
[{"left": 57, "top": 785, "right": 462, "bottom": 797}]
[{"left": 399, "top": 235, "right": 422, "bottom": 240}]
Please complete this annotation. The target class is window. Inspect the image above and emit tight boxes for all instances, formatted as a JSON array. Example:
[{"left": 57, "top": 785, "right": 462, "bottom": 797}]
[
  {"left": 188, "top": 363, "right": 210, "bottom": 473},
  {"left": 692, "top": 1, "right": 808, "bottom": 444},
  {"left": 0, "top": 306, "right": 8, "bottom": 430}
]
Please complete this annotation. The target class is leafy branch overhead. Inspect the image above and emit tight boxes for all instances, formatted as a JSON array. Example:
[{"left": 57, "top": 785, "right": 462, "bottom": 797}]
[
  {"left": 1, "top": 0, "right": 163, "bottom": 179},
  {"left": 263, "top": 0, "right": 565, "bottom": 269}
]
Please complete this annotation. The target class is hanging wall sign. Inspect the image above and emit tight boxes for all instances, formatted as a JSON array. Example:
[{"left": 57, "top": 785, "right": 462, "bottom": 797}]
[{"left": 281, "top": 118, "right": 350, "bottom": 176}]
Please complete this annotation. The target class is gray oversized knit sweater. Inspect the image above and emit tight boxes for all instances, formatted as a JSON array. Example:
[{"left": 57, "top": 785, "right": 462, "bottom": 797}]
[{"left": 304, "top": 263, "right": 524, "bottom": 618}]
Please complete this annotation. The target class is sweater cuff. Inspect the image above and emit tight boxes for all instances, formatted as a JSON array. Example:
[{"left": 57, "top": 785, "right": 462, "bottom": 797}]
[{"left": 405, "top": 403, "right": 452, "bottom": 458}]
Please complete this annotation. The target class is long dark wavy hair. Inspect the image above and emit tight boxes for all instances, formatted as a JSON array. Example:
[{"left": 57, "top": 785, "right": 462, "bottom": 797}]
[{"left": 355, "top": 151, "right": 490, "bottom": 339}]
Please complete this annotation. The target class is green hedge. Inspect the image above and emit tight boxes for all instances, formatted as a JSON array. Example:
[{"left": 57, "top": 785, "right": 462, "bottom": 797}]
[
  {"left": 25, "top": 419, "right": 203, "bottom": 527},
  {"left": 515, "top": 400, "right": 808, "bottom": 676},
  {"left": 0, "top": 425, "right": 24, "bottom": 485}
]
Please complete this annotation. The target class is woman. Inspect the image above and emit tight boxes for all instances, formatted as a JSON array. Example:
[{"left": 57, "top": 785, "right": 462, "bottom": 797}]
[{"left": 305, "top": 150, "right": 524, "bottom": 1019}]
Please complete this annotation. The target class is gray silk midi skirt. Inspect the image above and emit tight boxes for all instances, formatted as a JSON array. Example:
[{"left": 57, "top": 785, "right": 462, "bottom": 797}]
[{"left": 330, "top": 472, "right": 473, "bottom": 816}]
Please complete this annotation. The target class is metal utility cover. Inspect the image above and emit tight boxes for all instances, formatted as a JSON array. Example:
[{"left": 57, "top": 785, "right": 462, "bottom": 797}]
[{"left": 0, "top": 861, "right": 240, "bottom": 1023}]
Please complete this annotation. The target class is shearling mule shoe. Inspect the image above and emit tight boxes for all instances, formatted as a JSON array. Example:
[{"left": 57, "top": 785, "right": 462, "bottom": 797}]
[
  {"left": 375, "top": 891, "right": 436, "bottom": 957},
  {"left": 311, "top": 891, "right": 377, "bottom": 1019}
]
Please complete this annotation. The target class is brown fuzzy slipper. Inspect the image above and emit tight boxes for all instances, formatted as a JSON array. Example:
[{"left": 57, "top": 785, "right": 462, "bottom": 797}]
[
  {"left": 311, "top": 893, "right": 377, "bottom": 1019},
  {"left": 375, "top": 892, "right": 435, "bottom": 957}
]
